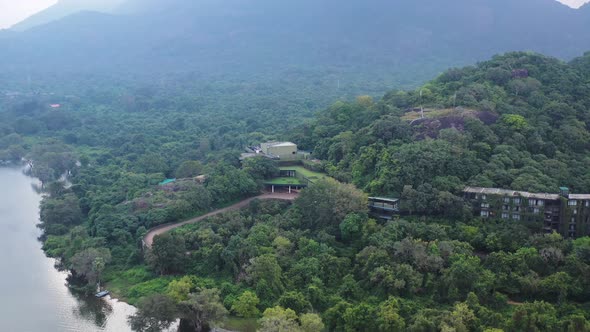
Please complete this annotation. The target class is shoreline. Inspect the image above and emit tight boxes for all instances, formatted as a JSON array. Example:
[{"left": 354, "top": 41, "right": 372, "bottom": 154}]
[
  {"left": 0, "top": 166, "right": 138, "bottom": 331},
  {"left": 11, "top": 161, "right": 297, "bottom": 331}
]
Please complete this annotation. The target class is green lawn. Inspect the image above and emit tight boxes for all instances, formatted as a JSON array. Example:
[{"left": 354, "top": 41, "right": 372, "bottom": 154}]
[
  {"left": 279, "top": 166, "right": 326, "bottom": 180},
  {"left": 264, "top": 177, "right": 302, "bottom": 185},
  {"left": 103, "top": 265, "right": 172, "bottom": 305}
]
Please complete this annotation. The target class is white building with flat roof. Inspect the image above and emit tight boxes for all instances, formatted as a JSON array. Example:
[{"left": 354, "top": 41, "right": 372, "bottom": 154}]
[{"left": 260, "top": 142, "right": 298, "bottom": 159}]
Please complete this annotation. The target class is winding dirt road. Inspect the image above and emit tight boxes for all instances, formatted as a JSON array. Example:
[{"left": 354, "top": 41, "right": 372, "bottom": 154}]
[{"left": 143, "top": 193, "right": 298, "bottom": 248}]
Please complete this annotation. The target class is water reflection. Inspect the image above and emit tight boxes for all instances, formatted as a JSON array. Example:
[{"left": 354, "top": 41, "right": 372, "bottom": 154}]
[
  {"left": 31, "top": 181, "right": 44, "bottom": 194},
  {"left": 0, "top": 167, "right": 137, "bottom": 332},
  {"left": 71, "top": 291, "right": 114, "bottom": 327}
]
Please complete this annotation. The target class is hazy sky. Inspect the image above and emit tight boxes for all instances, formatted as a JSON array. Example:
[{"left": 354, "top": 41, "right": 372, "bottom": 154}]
[
  {"left": 0, "top": 0, "right": 589, "bottom": 29},
  {"left": 560, "top": 0, "right": 590, "bottom": 8},
  {"left": 0, "top": 0, "right": 57, "bottom": 29}
]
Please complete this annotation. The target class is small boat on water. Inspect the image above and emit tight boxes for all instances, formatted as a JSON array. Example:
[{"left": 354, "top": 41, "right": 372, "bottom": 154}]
[{"left": 95, "top": 290, "right": 110, "bottom": 298}]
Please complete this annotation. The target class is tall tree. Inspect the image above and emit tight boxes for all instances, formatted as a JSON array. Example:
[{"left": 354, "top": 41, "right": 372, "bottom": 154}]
[
  {"left": 179, "top": 288, "right": 228, "bottom": 332},
  {"left": 258, "top": 306, "right": 301, "bottom": 332},
  {"left": 242, "top": 156, "right": 279, "bottom": 180},
  {"left": 147, "top": 233, "right": 187, "bottom": 275},
  {"left": 175, "top": 160, "right": 204, "bottom": 178},
  {"left": 70, "top": 247, "right": 112, "bottom": 286},
  {"left": 231, "top": 290, "right": 260, "bottom": 318},
  {"left": 128, "top": 294, "right": 178, "bottom": 332},
  {"left": 295, "top": 178, "right": 368, "bottom": 234}
]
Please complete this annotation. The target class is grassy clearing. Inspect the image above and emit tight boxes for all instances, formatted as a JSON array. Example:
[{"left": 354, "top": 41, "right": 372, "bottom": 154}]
[
  {"left": 264, "top": 177, "right": 302, "bottom": 185},
  {"left": 103, "top": 265, "right": 173, "bottom": 305},
  {"left": 279, "top": 166, "right": 327, "bottom": 180}
]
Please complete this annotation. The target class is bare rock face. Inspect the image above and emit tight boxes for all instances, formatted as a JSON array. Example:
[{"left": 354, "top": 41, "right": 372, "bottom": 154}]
[{"left": 410, "top": 108, "right": 499, "bottom": 139}]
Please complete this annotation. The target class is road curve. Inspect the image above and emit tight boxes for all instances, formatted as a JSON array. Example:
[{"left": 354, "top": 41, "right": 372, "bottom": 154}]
[{"left": 143, "top": 193, "right": 298, "bottom": 248}]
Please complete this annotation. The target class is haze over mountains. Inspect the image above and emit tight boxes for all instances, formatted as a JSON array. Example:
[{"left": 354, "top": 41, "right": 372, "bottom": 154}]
[
  {"left": 2, "top": 0, "right": 590, "bottom": 89},
  {"left": 9, "top": 0, "right": 125, "bottom": 31},
  {"left": 561, "top": 0, "right": 590, "bottom": 8}
]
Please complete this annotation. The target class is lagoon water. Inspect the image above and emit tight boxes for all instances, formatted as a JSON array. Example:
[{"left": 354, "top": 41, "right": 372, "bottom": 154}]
[{"left": 0, "top": 167, "right": 135, "bottom": 332}]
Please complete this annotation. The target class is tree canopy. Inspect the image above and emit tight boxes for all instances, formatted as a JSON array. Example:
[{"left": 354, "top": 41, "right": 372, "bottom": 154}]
[{"left": 2, "top": 51, "right": 589, "bottom": 331}]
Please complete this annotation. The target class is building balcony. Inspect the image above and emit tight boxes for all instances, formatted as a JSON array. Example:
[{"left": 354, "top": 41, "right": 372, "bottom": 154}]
[{"left": 369, "top": 205, "right": 399, "bottom": 212}]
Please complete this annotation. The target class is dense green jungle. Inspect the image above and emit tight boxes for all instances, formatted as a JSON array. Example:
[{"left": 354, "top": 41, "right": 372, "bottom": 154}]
[{"left": 1, "top": 52, "right": 590, "bottom": 331}]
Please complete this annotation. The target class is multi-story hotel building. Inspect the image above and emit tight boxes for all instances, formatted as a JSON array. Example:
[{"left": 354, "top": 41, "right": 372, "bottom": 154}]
[{"left": 464, "top": 187, "right": 590, "bottom": 238}]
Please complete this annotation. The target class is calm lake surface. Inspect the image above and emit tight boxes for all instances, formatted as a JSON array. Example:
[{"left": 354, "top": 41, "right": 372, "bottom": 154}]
[{"left": 0, "top": 167, "right": 135, "bottom": 332}]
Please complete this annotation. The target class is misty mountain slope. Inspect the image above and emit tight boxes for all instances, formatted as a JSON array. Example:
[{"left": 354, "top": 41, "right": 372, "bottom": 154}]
[
  {"left": 1, "top": 0, "right": 590, "bottom": 90},
  {"left": 10, "top": 0, "right": 125, "bottom": 31}
]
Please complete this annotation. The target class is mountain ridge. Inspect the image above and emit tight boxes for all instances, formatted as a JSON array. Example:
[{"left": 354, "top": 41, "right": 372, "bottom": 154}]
[
  {"left": 10, "top": 0, "right": 125, "bottom": 32},
  {"left": 2, "top": 0, "right": 590, "bottom": 89}
]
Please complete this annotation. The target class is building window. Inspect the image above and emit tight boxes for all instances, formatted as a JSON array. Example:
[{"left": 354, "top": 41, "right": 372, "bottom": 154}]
[
  {"left": 512, "top": 214, "right": 520, "bottom": 220},
  {"left": 528, "top": 199, "right": 535, "bottom": 206},
  {"left": 586, "top": 200, "right": 589, "bottom": 207},
  {"left": 481, "top": 203, "right": 490, "bottom": 208},
  {"left": 514, "top": 198, "right": 521, "bottom": 205},
  {"left": 481, "top": 211, "right": 489, "bottom": 217},
  {"left": 533, "top": 207, "right": 540, "bottom": 214},
  {"left": 502, "top": 212, "right": 509, "bottom": 219},
  {"left": 514, "top": 206, "right": 521, "bottom": 212},
  {"left": 503, "top": 197, "right": 510, "bottom": 204},
  {"left": 573, "top": 209, "right": 577, "bottom": 215},
  {"left": 481, "top": 194, "right": 487, "bottom": 200},
  {"left": 569, "top": 200, "right": 577, "bottom": 206},
  {"left": 503, "top": 205, "right": 509, "bottom": 211},
  {"left": 538, "top": 200, "right": 544, "bottom": 206}
]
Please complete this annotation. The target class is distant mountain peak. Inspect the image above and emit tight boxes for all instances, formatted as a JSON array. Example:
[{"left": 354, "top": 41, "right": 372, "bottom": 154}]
[
  {"left": 557, "top": 0, "right": 590, "bottom": 8},
  {"left": 10, "top": 0, "right": 125, "bottom": 31}
]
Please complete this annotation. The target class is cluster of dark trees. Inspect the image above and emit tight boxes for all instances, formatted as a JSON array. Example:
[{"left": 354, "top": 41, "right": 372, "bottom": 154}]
[{"left": 135, "top": 188, "right": 590, "bottom": 331}]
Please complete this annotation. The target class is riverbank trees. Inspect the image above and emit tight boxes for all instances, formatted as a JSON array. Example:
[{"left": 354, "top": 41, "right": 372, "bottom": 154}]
[{"left": 128, "top": 294, "right": 177, "bottom": 332}]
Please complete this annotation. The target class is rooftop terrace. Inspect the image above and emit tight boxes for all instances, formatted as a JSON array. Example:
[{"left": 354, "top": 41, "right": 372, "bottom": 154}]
[{"left": 464, "top": 186, "right": 560, "bottom": 200}]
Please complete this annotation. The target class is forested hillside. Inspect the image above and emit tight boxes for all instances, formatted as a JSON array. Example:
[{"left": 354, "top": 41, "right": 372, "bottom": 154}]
[
  {"left": 1, "top": 52, "right": 589, "bottom": 331},
  {"left": 293, "top": 52, "right": 590, "bottom": 217}
]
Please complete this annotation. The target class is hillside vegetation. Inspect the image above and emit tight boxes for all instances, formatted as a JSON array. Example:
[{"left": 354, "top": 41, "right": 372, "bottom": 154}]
[
  {"left": 1, "top": 52, "right": 589, "bottom": 331},
  {"left": 293, "top": 52, "right": 590, "bottom": 215}
]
